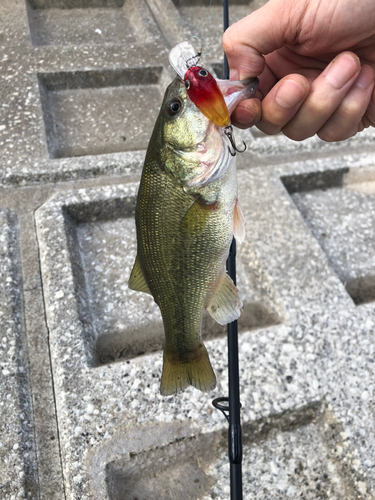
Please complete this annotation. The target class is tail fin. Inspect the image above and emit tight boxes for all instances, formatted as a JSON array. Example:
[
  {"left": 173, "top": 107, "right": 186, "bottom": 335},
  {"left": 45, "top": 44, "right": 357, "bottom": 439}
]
[{"left": 160, "top": 343, "right": 216, "bottom": 396}]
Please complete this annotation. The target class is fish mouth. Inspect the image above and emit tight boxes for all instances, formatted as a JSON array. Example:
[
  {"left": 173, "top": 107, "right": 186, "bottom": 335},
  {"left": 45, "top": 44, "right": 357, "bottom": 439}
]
[
  {"left": 191, "top": 77, "right": 259, "bottom": 128},
  {"left": 217, "top": 77, "right": 259, "bottom": 116},
  {"left": 189, "top": 121, "right": 222, "bottom": 187},
  {"left": 190, "top": 78, "right": 258, "bottom": 187},
  {"left": 190, "top": 79, "right": 258, "bottom": 186}
]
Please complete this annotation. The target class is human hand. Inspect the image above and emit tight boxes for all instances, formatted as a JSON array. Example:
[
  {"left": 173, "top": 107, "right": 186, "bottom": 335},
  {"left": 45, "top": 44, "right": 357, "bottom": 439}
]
[{"left": 222, "top": 0, "right": 375, "bottom": 141}]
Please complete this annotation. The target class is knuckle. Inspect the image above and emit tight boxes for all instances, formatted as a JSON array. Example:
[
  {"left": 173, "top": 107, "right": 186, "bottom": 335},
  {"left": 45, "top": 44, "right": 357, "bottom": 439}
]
[
  {"left": 306, "top": 92, "right": 329, "bottom": 117},
  {"left": 222, "top": 29, "right": 236, "bottom": 55},
  {"left": 317, "top": 129, "right": 339, "bottom": 142},
  {"left": 310, "top": 100, "right": 328, "bottom": 118},
  {"left": 342, "top": 100, "right": 363, "bottom": 118},
  {"left": 257, "top": 122, "right": 281, "bottom": 136},
  {"left": 281, "top": 126, "right": 311, "bottom": 142},
  {"left": 317, "top": 125, "right": 354, "bottom": 142}
]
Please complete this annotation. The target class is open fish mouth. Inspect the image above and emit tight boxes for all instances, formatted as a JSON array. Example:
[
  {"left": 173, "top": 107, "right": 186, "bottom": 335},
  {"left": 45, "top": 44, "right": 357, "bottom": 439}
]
[{"left": 188, "top": 121, "right": 223, "bottom": 188}]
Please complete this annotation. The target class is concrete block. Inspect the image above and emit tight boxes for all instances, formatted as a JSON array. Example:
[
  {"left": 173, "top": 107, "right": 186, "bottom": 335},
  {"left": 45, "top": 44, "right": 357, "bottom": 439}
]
[
  {"left": 35, "top": 173, "right": 339, "bottom": 498},
  {"left": 0, "top": 0, "right": 169, "bottom": 186},
  {"left": 2, "top": 0, "right": 375, "bottom": 496},
  {"left": 0, "top": 209, "right": 38, "bottom": 499},
  {"left": 209, "top": 404, "right": 361, "bottom": 499},
  {"left": 290, "top": 170, "right": 375, "bottom": 305}
]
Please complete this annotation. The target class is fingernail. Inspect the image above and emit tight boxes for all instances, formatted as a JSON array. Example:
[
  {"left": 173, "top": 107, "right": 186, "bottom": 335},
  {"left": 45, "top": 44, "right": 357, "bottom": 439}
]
[
  {"left": 275, "top": 79, "right": 306, "bottom": 109},
  {"left": 355, "top": 66, "right": 374, "bottom": 90},
  {"left": 324, "top": 54, "right": 358, "bottom": 89}
]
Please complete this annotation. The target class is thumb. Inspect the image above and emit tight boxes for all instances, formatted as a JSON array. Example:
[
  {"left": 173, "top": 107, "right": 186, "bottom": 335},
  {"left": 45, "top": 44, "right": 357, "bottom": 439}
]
[{"left": 222, "top": 0, "right": 302, "bottom": 80}]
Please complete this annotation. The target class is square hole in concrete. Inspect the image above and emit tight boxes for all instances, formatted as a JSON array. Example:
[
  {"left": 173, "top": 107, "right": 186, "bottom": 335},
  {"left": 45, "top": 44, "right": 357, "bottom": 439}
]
[
  {"left": 37, "top": 67, "right": 164, "bottom": 158},
  {"left": 63, "top": 196, "right": 281, "bottom": 367},
  {"left": 283, "top": 168, "right": 375, "bottom": 305},
  {"left": 106, "top": 404, "right": 356, "bottom": 499},
  {"left": 26, "top": 0, "right": 163, "bottom": 47},
  {"left": 106, "top": 434, "right": 218, "bottom": 500}
]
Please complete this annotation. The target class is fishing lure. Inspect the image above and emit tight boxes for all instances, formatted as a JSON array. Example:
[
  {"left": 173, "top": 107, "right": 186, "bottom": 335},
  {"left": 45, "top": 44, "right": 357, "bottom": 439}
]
[
  {"left": 184, "top": 66, "right": 230, "bottom": 127},
  {"left": 169, "top": 41, "right": 230, "bottom": 127}
]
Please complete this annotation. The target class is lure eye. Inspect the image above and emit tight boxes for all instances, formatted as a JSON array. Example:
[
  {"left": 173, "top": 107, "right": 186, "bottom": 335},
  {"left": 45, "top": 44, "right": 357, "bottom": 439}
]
[
  {"left": 184, "top": 79, "right": 190, "bottom": 90},
  {"left": 198, "top": 69, "right": 208, "bottom": 77},
  {"left": 166, "top": 98, "right": 182, "bottom": 116}
]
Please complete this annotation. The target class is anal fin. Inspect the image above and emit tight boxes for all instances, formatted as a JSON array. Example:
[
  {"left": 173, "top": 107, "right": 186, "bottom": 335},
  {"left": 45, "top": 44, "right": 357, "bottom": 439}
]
[
  {"left": 128, "top": 255, "right": 151, "bottom": 295},
  {"left": 233, "top": 198, "right": 245, "bottom": 244},
  {"left": 206, "top": 272, "right": 242, "bottom": 325}
]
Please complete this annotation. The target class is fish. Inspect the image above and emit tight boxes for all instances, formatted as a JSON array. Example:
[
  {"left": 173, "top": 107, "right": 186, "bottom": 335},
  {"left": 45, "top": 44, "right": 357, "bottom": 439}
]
[{"left": 129, "top": 50, "right": 258, "bottom": 396}]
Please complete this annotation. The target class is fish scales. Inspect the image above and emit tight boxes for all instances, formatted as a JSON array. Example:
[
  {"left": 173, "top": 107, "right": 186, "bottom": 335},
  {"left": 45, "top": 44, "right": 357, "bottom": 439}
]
[
  {"left": 129, "top": 71, "right": 258, "bottom": 396},
  {"left": 137, "top": 151, "right": 232, "bottom": 351}
]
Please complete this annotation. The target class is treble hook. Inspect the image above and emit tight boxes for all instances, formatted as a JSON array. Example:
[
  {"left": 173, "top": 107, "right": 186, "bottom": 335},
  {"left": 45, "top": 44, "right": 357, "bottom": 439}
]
[{"left": 224, "top": 125, "right": 247, "bottom": 156}]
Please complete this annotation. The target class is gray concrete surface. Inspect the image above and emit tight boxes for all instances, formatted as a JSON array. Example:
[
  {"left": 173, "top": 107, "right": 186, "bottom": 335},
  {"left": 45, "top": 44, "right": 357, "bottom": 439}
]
[{"left": 1, "top": 0, "right": 375, "bottom": 499}]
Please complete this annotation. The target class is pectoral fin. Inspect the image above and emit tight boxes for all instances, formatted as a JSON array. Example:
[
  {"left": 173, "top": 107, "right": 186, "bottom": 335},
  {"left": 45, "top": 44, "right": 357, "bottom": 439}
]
[
  {"left": 206, "top": 272, "right": 243, "bottom": 325},
  {"left": 128, "top": 255, "right": 151, "bottom": 295},
  {"left": 180, "top": 197, "right": 218, "bottom": 235},
  {"left": 233, "top": 198, "right": 245, "bottom": 244}
]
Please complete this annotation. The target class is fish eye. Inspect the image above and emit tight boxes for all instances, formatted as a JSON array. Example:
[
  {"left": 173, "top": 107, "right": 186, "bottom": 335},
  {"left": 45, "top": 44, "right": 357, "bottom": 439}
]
[
  {"left": 184, "top": 79, "right": 190, "bottom": 90},
  {"left": 198, "top": 69, "right": 208, "bottom": 77},
  {"left": 166, "top": 98, "right": 182, "bottom": 116}
]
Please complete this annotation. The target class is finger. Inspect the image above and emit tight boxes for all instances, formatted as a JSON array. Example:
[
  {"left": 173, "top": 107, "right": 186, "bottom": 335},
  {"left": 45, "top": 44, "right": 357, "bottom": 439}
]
[
  {"left": 230, "top": 65, "right": 278, "bottom": 129},
  {"left": 231, "top": 98, "right": 262, "bottom": 129},
  {"left": 222, "top": 0, "right": 306, "bottom": 80},
  {"left": 318, "top": 65, "right": 375, "bottom": 141},
  {"left": 362, "top": 85, "right": 375, "bottom": 128},
  {"left": 265, "top": 47, "right": 327, "bottom": 79},
  {"left": 224, "top": 27, "right": 265, "bottom": 81},
  {"left": 256, "top": 75, "right": 310, "bottom": 135},
  {"left": 282, "top": 52, "right": 361, "bottom": 141}
]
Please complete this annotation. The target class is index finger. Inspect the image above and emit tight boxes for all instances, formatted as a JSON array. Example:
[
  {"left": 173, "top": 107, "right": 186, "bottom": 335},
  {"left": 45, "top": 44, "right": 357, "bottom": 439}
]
[
  {"left": 222, "top": 0, "right": 303, "bottom": 80},
  {"left": 223, "top": 22, "right": 266, "bottom": 81}
]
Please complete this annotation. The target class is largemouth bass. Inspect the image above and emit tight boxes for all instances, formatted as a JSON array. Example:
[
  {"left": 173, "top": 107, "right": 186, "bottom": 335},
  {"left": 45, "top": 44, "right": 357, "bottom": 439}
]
[{"left": 129, "top": 61, "right": 257, "bottom": 396}]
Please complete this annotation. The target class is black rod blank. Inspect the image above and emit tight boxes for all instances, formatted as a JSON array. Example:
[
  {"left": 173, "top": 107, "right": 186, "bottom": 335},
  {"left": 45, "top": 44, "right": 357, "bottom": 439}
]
[
  {"left": 224, "top": 0, "right": 243, "bottom": 498},
  {"left": 212, "top": 2, "right": 244, "bottom": 498},
  {"left": 226, "top": 239, "right": 243, "bottom": 500}
]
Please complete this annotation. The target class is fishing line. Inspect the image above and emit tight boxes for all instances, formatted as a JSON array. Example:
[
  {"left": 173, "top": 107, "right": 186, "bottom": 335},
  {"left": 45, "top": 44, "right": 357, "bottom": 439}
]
[{"left": 189, "top": 0, "right": 215, "bottom": 60}]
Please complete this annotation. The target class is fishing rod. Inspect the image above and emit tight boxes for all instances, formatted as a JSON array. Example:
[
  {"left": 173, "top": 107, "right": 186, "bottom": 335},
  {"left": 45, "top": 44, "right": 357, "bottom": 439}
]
[{"left": 212, "top": 1, "right": 243, "bottom": 499}]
